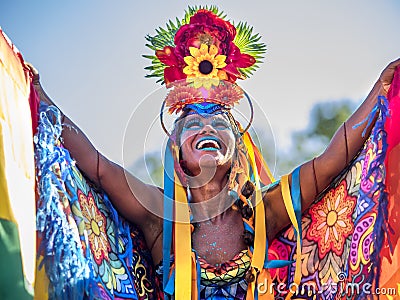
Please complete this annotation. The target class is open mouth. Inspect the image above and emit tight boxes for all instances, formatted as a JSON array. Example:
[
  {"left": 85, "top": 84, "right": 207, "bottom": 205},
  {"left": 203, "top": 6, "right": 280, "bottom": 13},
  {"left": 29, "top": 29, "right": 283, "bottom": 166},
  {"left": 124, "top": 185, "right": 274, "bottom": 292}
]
[{"left": 195, "top": 138, "right": 221, "bottom": 151}]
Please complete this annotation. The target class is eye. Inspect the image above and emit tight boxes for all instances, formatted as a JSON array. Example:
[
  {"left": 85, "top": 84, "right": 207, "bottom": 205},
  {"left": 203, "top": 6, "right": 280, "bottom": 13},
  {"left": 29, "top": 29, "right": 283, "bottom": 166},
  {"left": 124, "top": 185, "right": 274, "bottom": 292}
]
[
  {"left": 212, "top": 119, "right": 230, "bottom": 130},
  {"left": 183, "top": 118, "right": 203, "bottom": 130}
]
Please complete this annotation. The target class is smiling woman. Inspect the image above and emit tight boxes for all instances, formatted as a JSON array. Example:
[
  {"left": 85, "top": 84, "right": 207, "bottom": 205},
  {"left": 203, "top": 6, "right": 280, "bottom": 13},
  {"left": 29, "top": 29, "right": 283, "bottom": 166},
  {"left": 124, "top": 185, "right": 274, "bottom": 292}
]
[{"left": 179, "top": 113, "right": 236, "bottom": 168}]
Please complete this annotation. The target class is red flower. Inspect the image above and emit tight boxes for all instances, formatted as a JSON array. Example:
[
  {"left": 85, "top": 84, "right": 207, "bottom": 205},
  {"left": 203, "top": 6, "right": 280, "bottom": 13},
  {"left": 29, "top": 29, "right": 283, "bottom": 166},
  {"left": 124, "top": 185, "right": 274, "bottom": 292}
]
[
  {"left": 156, "top": 46, "right": 186, "bottom": 84},
  {"left": 224, "top": 43, "right": 256, "bottom": 80},
  {"left": 174, "top": 10, "right": 236, "bottom": 59},
  {"left": 156, "top": 9, "right": 256, "bottom": 84}
]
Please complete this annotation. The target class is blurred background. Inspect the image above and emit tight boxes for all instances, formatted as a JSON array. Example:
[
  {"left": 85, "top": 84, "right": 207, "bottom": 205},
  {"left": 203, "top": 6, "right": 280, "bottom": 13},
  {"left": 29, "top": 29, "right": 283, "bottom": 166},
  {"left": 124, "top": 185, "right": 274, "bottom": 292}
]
[{"left": 1, "top": 0, "right": 399, "bottom": 184}]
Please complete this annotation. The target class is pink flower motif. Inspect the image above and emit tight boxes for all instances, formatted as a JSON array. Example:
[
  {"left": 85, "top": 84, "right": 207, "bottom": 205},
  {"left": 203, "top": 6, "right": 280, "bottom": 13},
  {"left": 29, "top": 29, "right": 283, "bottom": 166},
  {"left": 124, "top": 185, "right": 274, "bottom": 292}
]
[
  {"left": 78, "top": 190, "right": 111, "bottom": 265},
  {"left": 268, "top": 239, "right": 290, "bottom": 282}
]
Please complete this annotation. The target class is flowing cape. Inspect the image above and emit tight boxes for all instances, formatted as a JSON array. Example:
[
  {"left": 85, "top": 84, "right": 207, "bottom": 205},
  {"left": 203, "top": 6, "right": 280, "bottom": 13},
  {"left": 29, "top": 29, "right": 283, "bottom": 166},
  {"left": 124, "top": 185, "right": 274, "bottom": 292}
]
[
  {"left": 266, "top": 70, "right": 400, "bottom": 299},
  {"left": 33, "top": 104, "right": 159, "bottom": 300},
  {"left": 1, "top": 29, "right": 399, "bottom": 299},
  {"left": 0, "top": 29, "right": 159, "bottom": 300}
]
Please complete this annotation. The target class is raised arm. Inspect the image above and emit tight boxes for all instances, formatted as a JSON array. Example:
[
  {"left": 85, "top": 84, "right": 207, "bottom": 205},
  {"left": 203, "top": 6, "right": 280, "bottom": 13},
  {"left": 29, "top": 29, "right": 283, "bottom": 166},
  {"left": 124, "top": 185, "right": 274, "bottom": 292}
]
[
  {"left": 265, "top": 58, "right": 400, "bottom": 240},
  {"left": 27, "top": 64, "right": 163, "bottom": 239},
  {"left": 300, "top": 58, "right": 400, "bottom": 202}
]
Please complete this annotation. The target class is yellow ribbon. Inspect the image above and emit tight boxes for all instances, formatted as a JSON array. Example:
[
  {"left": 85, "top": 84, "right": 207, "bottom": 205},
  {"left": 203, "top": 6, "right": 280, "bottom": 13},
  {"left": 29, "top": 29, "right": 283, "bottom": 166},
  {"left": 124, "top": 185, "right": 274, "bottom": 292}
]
[
  {"left": 243, "top": 133, "right": 268, "bottom": 300},
  {"left": 281, "top": 174, "right": 302, "bottom": 299},
  {"left": 174, "top": 173, "right": 192, "bottom": 300},
  {"left": 172, "top": 142, "right": 193, "bottom": 300}
]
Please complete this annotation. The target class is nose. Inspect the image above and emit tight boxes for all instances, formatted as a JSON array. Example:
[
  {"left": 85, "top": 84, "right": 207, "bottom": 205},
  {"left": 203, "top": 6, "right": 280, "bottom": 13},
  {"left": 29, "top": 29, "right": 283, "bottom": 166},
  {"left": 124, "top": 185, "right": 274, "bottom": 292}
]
[{"left": 200, "top": 124, "right": 217, "bottom": 134}]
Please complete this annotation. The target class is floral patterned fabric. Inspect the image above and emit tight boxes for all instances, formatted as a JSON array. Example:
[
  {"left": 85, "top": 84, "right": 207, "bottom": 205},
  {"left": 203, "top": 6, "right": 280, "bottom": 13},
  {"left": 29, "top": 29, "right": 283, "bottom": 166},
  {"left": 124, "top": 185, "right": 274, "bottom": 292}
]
[
  {"left": 34, "top": 104, "right": 158, "bottom": 299},
  {"left": 69, "top": 166, "right": 158, "bottom": 299},
  {"left": 267, "top": 112, "right": 391, "bottom": 299}
]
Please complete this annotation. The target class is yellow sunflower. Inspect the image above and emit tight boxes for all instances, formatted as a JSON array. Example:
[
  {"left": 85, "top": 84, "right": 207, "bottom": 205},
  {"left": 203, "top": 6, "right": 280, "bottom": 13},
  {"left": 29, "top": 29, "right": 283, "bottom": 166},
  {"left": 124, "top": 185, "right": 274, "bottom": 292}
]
[{"left": 183, "top": 44, "right": 227, "bottom": 89}]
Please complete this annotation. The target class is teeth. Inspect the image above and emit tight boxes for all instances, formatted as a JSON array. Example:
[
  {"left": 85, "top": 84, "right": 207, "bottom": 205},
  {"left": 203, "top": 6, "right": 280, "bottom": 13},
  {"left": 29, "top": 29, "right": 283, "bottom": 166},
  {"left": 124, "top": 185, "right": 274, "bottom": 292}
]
[{"left": 196, "top": 139, "right": 220, "bottom": 150}]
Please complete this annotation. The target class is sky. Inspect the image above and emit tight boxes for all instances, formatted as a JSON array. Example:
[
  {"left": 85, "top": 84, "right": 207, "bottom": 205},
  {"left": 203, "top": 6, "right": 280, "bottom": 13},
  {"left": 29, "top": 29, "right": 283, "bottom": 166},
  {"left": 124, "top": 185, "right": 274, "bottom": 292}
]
[{"left": 1, "top": 0, "right": 399, "bottom": 177}]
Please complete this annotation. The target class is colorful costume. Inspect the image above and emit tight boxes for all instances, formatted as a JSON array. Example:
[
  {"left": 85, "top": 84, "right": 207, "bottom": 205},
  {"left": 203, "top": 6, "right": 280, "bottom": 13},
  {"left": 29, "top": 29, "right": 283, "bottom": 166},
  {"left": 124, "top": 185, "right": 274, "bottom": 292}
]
[
  {"left": 0, "top": 6, "right": 399, "bottom": 300},
  {"left": 143, "top": 7, "right": 400, "bottom": 299}
]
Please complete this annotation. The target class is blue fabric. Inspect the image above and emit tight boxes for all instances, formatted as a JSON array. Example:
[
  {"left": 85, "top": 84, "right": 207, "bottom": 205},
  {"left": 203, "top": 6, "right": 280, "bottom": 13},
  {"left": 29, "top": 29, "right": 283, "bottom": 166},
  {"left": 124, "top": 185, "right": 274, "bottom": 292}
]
[
  {"left": 164, "top": 269, "right": 175, "bottom": 296},
  {"left": 243, "top": 222, "right": 253, "bottom": 232},
  {"left": 263, "top": 259, "right": 293, "bottom": 268},
  {"left": 353, "top": 95, "right": 389, "bottom": 137},
  {"left": 260, "top": 180, "right": 280, "bottom": 193},
  {"left": 184, "top": 103, "right": 225, "bottom": 115},
  {"left": 35, "top": 104, "right": 144, "bottom": 300},
  {"left": 35, "top": 104, "right": 95, "bottom": 300}
]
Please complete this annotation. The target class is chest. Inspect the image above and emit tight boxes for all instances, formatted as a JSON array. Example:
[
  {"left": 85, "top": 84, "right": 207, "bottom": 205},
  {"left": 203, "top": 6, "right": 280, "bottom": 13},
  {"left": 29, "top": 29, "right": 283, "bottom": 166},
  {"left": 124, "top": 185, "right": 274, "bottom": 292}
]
[{"left": 191, "top": 211, "right": 247, "bottom": 265}]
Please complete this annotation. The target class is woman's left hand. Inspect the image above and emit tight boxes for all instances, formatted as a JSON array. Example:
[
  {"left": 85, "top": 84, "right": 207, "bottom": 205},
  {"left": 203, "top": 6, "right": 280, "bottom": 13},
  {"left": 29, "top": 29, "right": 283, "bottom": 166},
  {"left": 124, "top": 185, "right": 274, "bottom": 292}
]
[{"left": 380, "top": 58, "right": 400, "bottom": 94}]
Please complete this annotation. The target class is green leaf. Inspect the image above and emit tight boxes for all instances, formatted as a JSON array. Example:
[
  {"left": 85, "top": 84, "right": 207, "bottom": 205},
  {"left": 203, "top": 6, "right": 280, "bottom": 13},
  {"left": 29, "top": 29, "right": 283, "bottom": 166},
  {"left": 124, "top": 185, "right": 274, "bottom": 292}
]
[{"left": 233, "top": 21, "right": 267, "bottom": 78}]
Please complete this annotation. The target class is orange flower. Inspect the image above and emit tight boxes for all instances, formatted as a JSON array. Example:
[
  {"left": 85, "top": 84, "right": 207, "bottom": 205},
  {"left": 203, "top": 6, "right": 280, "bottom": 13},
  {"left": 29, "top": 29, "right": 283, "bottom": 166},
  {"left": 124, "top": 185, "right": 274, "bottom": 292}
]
[
  {"left": 208, "top": 82, "right": 244, "bottom": 108},
  {"left": 165, "top": 84, "right": 203, "bottom": 113},
  {"left": 307, "top": 182, "right": 355, "bottom": 257}
]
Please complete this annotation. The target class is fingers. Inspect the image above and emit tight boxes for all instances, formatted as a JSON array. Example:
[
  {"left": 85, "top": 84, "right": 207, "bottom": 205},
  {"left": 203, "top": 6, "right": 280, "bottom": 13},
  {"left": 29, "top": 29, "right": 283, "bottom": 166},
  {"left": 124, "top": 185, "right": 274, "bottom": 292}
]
[
  {"left": 24, "top": 62, "right": 38, "bottom": 74},
  {"left": 24, "top": 62, "right": 40, "bottom": 83},
  {"left": 380, "top": 58, "right": 400, "bottom": 93},
  {"left": 388, "top": 57, "right": 400, "bottom": 67}
]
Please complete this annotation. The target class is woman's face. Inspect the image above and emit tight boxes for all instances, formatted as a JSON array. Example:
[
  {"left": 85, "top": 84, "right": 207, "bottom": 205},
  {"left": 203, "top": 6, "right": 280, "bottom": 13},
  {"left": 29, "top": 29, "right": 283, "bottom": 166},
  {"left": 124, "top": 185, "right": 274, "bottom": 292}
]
[{"left": 178, "top": 112, "right": 236, "bottom": 176}]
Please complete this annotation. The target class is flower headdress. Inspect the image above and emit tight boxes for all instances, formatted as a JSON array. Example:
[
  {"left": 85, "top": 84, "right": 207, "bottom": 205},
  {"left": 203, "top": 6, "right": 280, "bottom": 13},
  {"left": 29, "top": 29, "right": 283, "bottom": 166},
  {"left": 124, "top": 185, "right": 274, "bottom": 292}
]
[
  {"left": 144, "top": 7, "right": 282, "bottom": 300},
  {"left": 144, "top": 6, "right": 266, "bottom": 136},
  {"left": 144, "top": 6, "right": 266, "bottom": 86}
]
